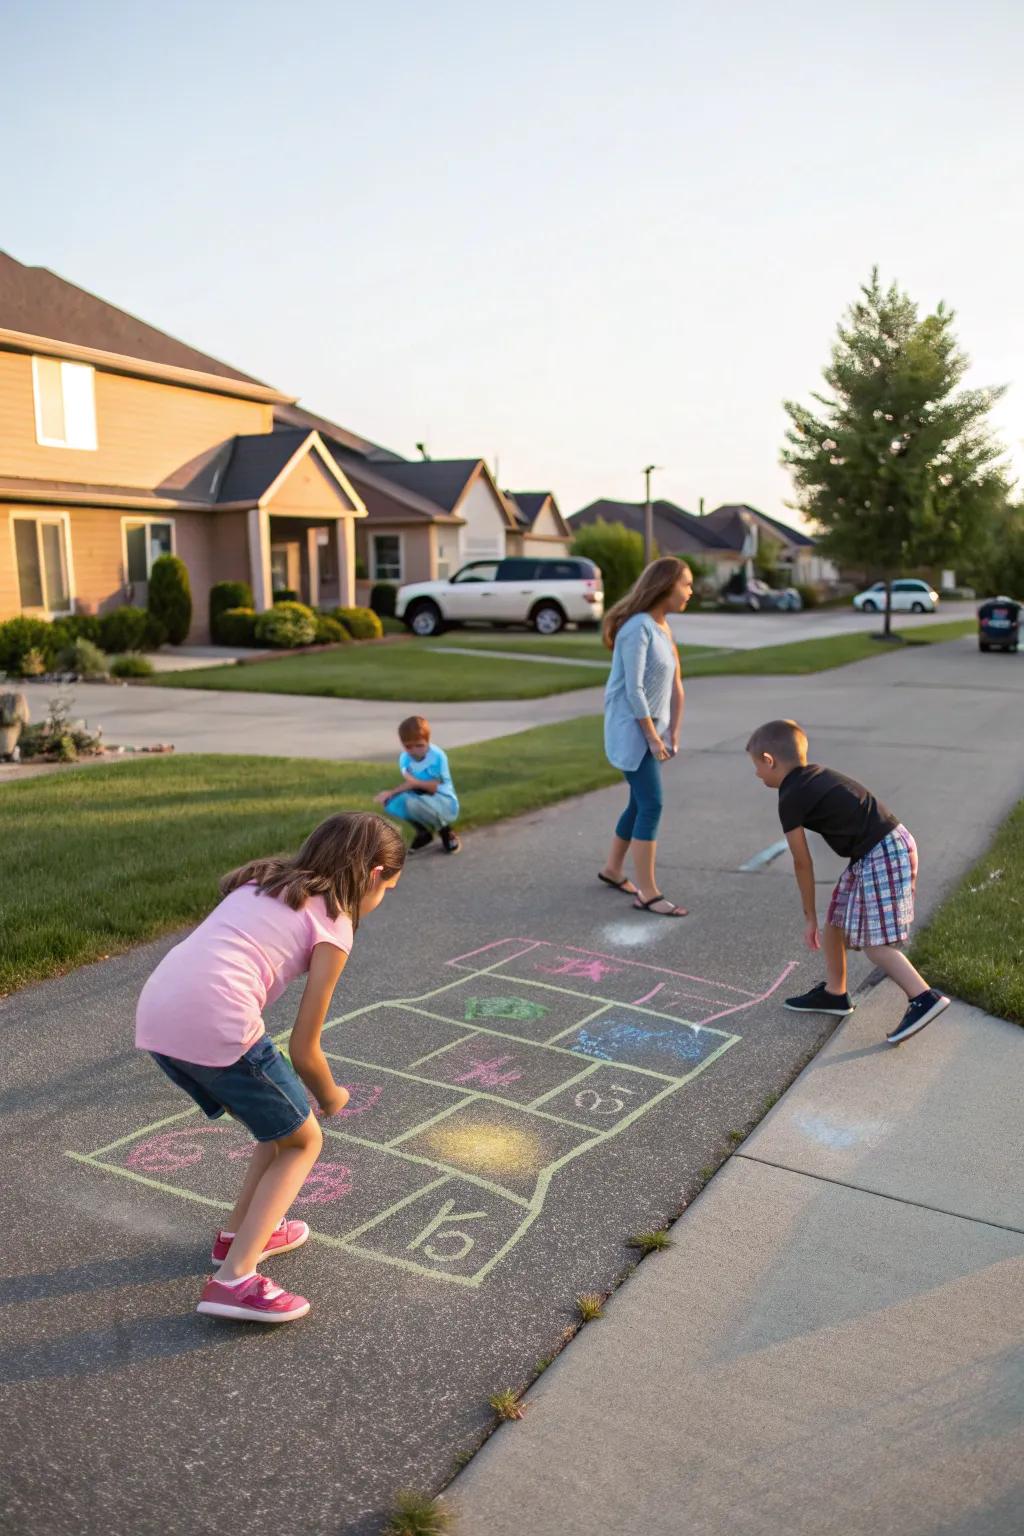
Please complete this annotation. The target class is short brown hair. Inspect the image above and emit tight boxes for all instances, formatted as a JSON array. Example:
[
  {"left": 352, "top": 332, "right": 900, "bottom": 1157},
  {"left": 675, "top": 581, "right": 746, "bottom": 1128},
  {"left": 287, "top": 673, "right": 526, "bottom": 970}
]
[
  {"left": 746, "top": 719, "right": 808, "bottom": 764},
  {"left": 398, "top": 715, "right": 430, "bottom": 744}
]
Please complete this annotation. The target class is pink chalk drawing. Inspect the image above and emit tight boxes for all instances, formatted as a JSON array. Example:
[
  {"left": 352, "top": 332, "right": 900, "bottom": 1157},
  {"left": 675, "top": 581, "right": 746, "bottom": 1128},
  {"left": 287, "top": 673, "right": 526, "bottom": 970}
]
[
  {"left": 313, "top": 1082, "right": 384, "bottom": 1120},
  {"left": 539, "top": 956, "right": 622, "bottom": 983},
  {"left": 296, "top": 1161, "right": 354, "bottom": 1205},
  {"left": 126, "top": 1124, "right": 228, "bottom": 1173},
  {"left": 451, "top": 1054, "right": 525, "bottom": 1089}
]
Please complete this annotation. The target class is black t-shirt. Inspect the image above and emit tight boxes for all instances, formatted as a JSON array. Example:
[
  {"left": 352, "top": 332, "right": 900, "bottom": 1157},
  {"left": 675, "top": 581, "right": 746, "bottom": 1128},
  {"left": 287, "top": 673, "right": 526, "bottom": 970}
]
[{"left": 778, "top": 764, "right": 898, "bottom": 862}]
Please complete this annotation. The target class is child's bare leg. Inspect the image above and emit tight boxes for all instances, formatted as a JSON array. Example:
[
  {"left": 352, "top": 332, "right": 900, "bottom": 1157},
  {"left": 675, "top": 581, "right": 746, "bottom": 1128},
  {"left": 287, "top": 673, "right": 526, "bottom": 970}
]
[
  {"left": 601, "top": 833, "right": 635, "bottom": 886},
  {"left": 823, "top": 923, "right": 848, "bottom": 995},
  {"left": 864, "top": 944, "right": 929, "bottom": 1000},
  {"left": 224, "top": 1140, "right": 279, "bottom": 1232},
  {"left": 216, "top": 1115, "right": 322, "bottom": 1282}
]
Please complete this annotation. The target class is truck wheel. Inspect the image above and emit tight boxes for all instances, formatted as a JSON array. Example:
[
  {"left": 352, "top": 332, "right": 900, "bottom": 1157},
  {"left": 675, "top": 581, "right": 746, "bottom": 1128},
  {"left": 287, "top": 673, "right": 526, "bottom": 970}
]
[
  {"left": 407, "top": 601, "right": 444, "bottom": 637},
  {"left": 979, "top": 641, "right": 990, "bottom": 652},
  {"left": 532, "top": 602, "right": 566, "bottom": 635}
]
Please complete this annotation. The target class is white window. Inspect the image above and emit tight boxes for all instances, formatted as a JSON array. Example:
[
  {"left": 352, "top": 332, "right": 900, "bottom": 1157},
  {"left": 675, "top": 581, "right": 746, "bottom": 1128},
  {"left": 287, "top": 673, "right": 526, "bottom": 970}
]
[
  {"left": 12, "top": 514, "right": 74, "bottom": 614},
  {"left": 122, "top": 518, "right": 174, "bottom": 583},
  {"left": 373, "top": 534, "right": 402, "bottom": 581},
  {"left": 32, "top": 357, "right": 97, "bottom": 450}
]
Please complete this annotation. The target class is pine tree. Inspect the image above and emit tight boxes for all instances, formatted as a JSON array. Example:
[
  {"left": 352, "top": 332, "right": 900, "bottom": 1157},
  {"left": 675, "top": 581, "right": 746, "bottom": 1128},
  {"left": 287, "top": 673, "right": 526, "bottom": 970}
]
[{"left": 782, "top": 269, "right": 1009, "bottom": 635}]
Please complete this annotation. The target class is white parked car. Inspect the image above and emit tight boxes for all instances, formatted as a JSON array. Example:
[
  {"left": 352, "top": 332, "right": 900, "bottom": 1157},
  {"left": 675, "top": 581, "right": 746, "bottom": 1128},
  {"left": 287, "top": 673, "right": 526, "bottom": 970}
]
[
  {"left": 852, "top": 579, "right": 939, "bottom": 614},
  {"left": 397, "top": 556, "right": 604, "bottom": 637}
]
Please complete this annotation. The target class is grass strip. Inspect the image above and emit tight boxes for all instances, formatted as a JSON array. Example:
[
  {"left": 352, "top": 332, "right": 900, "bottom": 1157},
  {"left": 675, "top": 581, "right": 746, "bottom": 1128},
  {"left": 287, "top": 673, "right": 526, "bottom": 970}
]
[
  {"left": 149, "top": 645, "right": 606, "bottom": 702},
  {"left": 0, "top": 716, "right": 616, "bottom": 995},
  {"left": 911, "top": 798, "right": 1024, "bottom": 1027},
  {"left": 681, "top": 619, "right": 975, "bottom": 676}
]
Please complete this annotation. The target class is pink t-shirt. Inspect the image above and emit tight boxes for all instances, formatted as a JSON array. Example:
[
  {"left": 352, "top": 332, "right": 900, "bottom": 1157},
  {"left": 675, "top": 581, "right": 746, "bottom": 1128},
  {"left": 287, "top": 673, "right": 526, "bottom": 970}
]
[{"left": 135, "top": 883, "right": 354, "bottom": 1067}]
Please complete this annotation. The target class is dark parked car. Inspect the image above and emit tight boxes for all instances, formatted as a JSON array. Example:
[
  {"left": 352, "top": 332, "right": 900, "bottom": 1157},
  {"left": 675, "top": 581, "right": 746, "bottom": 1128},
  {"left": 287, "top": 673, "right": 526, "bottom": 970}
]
[
  {"left": 723, "top": 577, "right": 803, "bottom": 613},
  {"left": 977, "top": 596, "right": 1021, "bottom": 653}
]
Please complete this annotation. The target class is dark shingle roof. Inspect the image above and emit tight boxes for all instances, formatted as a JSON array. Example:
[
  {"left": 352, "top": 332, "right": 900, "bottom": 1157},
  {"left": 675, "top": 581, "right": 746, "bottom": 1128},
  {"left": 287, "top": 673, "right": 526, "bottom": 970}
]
[
  {"left": 0, "top": 250, "right": 272, "bottom": 388},
  {"left": 273, "top": 402, "right": 403, "bottom": 463},
  {"left": 366, "top": 459, "right": 484, "bottom": 514},
  {"left": 704, "top": 504, "right": 815, "bottom": 549},
  {"left": 215, "top": 429, "right": 313, "bottom": 503},
  {"left": 570, "top": 498, "right": 729, "bottom": 555},
  {"left": 507, "top": 491, "right": 548, "bottom": 528},
  {"left": 338, "top": 454, "right": 461, "bottom": 525}
]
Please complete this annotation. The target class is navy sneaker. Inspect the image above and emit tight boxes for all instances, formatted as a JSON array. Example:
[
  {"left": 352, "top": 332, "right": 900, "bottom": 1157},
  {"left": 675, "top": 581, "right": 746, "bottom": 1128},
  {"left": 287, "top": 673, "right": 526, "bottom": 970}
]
[
  {"left": 887, "top": 989, "right": 950, "bottom": 1045},
  {"left": 784, "top": 982, "right": 855, "bottom": 1017},
  {"left": 409, "top": 829, "right": 434, "bottom": 852},
  {"left": 440, "top": 826, "right": 461, "bottom": 855}
]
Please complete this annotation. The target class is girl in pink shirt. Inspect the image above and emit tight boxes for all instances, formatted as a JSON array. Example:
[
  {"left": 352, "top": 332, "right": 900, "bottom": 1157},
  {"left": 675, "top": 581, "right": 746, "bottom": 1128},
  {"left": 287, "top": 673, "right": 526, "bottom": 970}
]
[{"left": 135, "top": 811, "right": 404, "bottom": 1324}]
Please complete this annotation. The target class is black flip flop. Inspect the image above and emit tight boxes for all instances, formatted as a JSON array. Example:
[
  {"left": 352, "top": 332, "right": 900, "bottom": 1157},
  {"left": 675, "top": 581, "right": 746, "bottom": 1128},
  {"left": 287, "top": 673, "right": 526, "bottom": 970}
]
[
  {"left": 598, "top": 872, "right": 637, "bottom": 894},
  {"left": 633, "top": 892, "right": 688, "bottom": 917}
]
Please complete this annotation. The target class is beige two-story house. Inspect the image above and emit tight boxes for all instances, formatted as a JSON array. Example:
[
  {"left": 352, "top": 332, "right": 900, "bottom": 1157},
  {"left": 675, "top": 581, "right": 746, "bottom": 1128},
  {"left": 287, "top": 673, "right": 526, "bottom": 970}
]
[{"left": 0, "top": 252, "right": 366, "bottom": 638}]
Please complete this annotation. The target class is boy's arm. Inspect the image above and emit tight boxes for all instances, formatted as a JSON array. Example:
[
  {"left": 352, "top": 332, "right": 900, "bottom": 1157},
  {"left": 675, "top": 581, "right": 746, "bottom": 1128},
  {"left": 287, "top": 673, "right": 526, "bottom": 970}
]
[
  {"left": 288, "top": 943, "right": 350, "bottom": 1114},
  {"left": 402, "top": 772, "right": 439, "bottom": 793},
  {"left": 786, "top": 827, "right": 821, "bottom": 950}
]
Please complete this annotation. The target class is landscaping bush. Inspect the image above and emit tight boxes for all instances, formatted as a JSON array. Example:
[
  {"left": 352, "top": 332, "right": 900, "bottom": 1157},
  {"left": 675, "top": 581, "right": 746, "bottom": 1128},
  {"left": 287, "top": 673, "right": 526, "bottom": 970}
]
[
  {"left": 795, "top": 584, "right": 821, "bottom": 609},
  {"left": 370, "top": 581, "right": 398, "bottom": 619},
  {"left": 216, "top": 607, "right": 258, "bottom": 646},
  {"left": 355, "top": 556, "right": 368, "bottom": 580},
  {"left": 570, "top": 519, "right": 645, "bottom": 609},
  {"left": 273, "top": 588, "right": 299, "bottom": 604},
  {"left": 148, "top": 554, "right": 192, "bottom": 645},
  {"left": 110, "top": 654, "right": 155, "bottom": 678},
  {"left": 51, "top": 614, "right": 103, "bottom": 649},
  {"left": 99, "top": 605, "right": 149, "bottom": 654},
  {"left": 19, "top": 648, "right": 47, "bottom": 677},
  {"left": 314, "top": 615, "right": 352, "bottom": 645},
  {"left": 0, "top": 616, "right": 57, "bottom": 674},
  {"left": 254, "top": 600, "right": 317, "bottom": 648},
  {"left": 57, "top": 637, "right": 109, "bottom": 677},
  {"left": 209, "top": 581, "right": 254, "bottom": 641},
  {"left": 332, "top": 605, "right": 383, "bottom": 640}
]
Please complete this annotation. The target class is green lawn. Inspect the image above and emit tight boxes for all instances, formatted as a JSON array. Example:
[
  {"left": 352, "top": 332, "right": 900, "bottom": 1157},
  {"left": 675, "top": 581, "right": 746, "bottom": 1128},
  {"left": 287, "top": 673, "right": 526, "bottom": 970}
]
[
  {"left": 0, "top": 716, "right": 616, "bottom": 995},
  {"left": 911, "top": 798, "right": 1024, "bottom": 1027},
  {"left": 681, "top": 619, "right": 975, "bottom": 676},
  {"left": 429, "top": 632, "right": 720, "bottom": 662},
  {"left": 151, "top": 644, "right": 606, "bottom": 702}
]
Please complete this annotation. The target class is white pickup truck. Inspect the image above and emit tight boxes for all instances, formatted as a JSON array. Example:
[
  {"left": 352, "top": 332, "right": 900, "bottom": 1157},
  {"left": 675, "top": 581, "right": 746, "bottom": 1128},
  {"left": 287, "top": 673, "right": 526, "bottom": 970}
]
[{"left": 396, "top": 556, "right": 604, "bottom": 636}]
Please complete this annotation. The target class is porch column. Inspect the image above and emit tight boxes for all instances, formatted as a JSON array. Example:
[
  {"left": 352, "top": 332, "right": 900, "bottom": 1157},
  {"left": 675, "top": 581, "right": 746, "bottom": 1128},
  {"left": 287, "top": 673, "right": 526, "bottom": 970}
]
[
  {"left": 335, "top": 516, "right": 356, "bottom": 607},
  {"left": 247, "top": 507, "right": 272, "bottom": 611},
  {"left": 305, "top": 527, "right": 321, "bottom": 609}
]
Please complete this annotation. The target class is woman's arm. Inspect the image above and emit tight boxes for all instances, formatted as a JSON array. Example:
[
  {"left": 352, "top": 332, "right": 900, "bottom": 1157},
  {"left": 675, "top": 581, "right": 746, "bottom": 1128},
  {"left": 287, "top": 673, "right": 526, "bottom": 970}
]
[
  {"left": 288, "top": 943, "right": 350, "bottom": 1114},
  {"left": 619, "top": 623, "right": 668, "bottom": 756},
  {"left": 669, "top": 652, "right": 685, "bottom": 751}
]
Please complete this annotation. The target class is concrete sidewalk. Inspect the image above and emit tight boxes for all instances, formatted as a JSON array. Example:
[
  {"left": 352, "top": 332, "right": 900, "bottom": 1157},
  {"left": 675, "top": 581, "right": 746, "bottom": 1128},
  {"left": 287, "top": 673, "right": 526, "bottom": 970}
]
[{"left": 451, "top": 985, "right": 1024, "bottom": 1536}]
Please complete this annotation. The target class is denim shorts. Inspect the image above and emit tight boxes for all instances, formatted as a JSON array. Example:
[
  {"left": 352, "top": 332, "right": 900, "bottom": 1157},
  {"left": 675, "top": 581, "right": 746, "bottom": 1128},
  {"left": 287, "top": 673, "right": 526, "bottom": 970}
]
[{"left": 150, "top": 1034, "right": 311, "bottom": 1143}]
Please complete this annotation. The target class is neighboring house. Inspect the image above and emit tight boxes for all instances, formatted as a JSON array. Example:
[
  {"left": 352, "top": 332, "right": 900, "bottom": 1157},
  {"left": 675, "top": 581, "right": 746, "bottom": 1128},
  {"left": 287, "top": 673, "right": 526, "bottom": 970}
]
[
  {"left": 570, "top": 497, "right": 836, "bottom": 587},
  {"left": 504, "top": 491, "right": 573, "bottom": 559},
  {"left": 275, "top": 401, "right": 519, "bottom": 587},
  {"left": 700, "top": 504, "right": 837, "bottom": 586},
  {"left": 0, "top": 252, "right": 366, "bottom": 637}
]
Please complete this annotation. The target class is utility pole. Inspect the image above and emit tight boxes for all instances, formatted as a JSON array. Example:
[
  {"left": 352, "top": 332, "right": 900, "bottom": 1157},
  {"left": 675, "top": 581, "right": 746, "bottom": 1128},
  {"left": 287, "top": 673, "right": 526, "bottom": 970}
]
[{"left": 643, "top": 464, "right": 660, "bottom": 565}]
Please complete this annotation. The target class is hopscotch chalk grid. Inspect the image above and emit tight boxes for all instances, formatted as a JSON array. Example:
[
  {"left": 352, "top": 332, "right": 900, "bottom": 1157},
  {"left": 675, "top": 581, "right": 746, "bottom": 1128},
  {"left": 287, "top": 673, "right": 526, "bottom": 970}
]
[{"left": 67, "top": 938, "right": 796, "bottom": 1288}]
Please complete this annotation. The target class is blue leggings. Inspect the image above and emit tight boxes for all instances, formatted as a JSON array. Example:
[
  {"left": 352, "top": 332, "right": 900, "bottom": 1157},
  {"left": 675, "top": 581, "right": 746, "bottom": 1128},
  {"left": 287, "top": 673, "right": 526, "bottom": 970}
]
[{"left": 615, "top": 750, "right": 663, "bottom": 842}]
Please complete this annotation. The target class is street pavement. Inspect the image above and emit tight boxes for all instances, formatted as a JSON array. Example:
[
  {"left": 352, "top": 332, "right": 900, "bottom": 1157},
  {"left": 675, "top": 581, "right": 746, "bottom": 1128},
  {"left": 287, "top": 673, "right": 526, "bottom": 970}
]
[
  {"left": 1, "top": 635, "right": 1022, "bottom": 1536},
  {"left": 670, "top": 597, "right": 976, "bottom": 650}
]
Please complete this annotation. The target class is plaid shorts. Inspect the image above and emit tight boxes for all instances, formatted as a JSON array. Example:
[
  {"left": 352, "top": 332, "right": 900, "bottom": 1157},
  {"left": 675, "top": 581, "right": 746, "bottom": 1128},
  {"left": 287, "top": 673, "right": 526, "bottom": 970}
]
[{"left": 827, "top": 825, "right": 917, "bottom": 949}]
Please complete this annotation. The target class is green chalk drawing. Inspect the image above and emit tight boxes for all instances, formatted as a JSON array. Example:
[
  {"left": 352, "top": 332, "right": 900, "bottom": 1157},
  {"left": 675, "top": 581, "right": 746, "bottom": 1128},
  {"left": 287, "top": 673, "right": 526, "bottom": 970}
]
[{"left": 464, "top": 995, "right": 549, "bottom": 1023}]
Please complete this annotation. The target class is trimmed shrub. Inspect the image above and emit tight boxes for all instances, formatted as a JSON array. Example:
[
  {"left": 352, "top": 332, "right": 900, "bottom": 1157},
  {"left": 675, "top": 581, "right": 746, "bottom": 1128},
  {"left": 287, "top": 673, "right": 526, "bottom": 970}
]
[
  {"left": 332, "top": 605, "right": 383, "bottom": 641},
  {"left": 209, "top": 581, "right": 254, "bottom": 641},
  {"left": 149, "top": 553, "right": 192, "bottom": 645},
  {"left": 99, "top": 605, "right": 149, "bottom": 654},
  {"left": 51, "top": 614, "right": 103, "bottom": 649},
  {"left": 110, "top": 653, "right": 155, "bottom": 678},
  {"left": 570, "top": 519, "right": 645, "bottom": 609},
  {"left": 272, "top": 588, "right": 299, "bottom": 604},
  {"left": 216, "top": 607, "right": 258, "bottom": 647},
  {"left": 370, "top": 581, "right": 398, "bottom": 619},
  {"left": 795, "top": 584, "right": 821, "bottom": 610},
  {"left": 314, "top": 615, "right": 352, "bottom": 645},
  {"left": 355, "top": 555, "right": 368, "bottom": 579},
  {"left": 254, "top": 600, "right": 317, "bottom": 648},
  {"left": 0, "top": 616, "right": 57, "bottom": 674},
  {"left": 19, "top": 647, "right": 47, "bottom": 677},
  {"left": 57, "top": 637, "right": 109, "bottom": 677}
]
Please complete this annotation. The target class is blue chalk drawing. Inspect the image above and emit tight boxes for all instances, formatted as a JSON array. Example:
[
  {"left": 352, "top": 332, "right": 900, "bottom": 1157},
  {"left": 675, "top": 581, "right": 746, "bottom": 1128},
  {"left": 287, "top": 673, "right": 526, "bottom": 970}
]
[{"left": 571, "top": 1019, "right": 706, "bottom": 1064}]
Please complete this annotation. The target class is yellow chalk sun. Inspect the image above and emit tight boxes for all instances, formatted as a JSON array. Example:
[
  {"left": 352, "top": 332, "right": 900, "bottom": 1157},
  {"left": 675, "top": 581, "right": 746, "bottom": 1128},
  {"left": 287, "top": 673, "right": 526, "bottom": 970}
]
[{"left": 426, "top": 1121, "right": 542, "bottom": 1174}]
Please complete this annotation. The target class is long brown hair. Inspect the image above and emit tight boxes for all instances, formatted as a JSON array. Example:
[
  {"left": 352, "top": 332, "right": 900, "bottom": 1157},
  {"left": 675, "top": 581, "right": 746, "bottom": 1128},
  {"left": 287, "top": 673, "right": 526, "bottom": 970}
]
[
  {"left": 220, "top": 811, "right": 405, "bottom": 932},
  {"left": 602, "top": 556, "right": 691, "bottom": 648}
]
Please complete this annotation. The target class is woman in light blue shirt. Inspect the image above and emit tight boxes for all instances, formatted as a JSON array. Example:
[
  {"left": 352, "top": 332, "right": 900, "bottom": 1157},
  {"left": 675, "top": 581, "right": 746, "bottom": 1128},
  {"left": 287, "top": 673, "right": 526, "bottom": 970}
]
[{"left": 599, "top": 556, "right": 693, "bottom": 916}]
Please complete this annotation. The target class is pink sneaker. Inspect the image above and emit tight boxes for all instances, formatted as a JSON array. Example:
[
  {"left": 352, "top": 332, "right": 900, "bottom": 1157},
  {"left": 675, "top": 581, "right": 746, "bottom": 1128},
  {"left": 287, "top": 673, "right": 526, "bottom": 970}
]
[
  {"left": 211, "top": 1219, "right": 309, "bottom": 1264},
  {"left": 196, "top": 1273, "right": 310, "bottom": 1323}
]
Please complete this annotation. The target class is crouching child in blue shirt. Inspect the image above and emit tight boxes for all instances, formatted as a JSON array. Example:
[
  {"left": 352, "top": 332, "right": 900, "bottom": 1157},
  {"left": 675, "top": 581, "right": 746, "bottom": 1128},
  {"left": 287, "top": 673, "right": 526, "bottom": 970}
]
[{"left": 375, "top": 714, "right": 461, "bottom": 854}]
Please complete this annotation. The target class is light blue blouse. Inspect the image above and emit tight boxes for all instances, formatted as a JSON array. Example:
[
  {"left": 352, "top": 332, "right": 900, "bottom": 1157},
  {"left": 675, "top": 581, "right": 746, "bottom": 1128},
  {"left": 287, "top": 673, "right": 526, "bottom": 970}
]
[{"left": 604, "top": 612, "right": 678, "bottom": 771}]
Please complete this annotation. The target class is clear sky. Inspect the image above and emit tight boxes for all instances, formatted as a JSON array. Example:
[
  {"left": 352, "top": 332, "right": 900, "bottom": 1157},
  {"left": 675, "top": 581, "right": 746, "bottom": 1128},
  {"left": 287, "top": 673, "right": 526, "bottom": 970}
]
[{"left": 2, "top": 0, "right": 1021, "bottom": 523}]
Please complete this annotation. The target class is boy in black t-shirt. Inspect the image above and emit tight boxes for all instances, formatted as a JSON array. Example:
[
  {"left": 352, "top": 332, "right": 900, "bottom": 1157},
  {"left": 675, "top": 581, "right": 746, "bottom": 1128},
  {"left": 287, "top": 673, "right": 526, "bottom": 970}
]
[{"left": 747, "top": 719, "right": 949, "bottom": 1045}]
